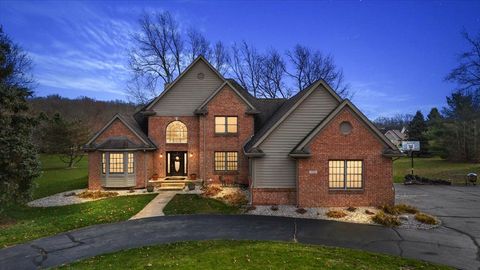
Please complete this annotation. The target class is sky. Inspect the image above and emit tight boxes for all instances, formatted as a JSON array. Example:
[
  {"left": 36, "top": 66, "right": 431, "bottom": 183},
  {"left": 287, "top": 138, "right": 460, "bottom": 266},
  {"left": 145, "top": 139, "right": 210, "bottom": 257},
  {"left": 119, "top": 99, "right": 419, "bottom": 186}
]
[{"left": 1, "top": 0, "right": 479, "bottom": 119}]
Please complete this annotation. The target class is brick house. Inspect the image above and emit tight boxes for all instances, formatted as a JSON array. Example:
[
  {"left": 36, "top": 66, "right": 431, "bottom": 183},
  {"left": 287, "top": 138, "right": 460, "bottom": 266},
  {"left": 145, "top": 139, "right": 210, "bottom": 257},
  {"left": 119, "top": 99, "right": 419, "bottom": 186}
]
[{"left": 84, "top": 56, "right": 402, "bottom": 207}]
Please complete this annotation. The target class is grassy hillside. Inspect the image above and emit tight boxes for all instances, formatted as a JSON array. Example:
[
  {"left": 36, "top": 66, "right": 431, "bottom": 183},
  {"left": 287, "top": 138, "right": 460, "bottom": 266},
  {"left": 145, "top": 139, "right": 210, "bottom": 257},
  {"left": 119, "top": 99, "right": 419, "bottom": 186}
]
[{"left": 393, "top": 156, "right": 479, "bottom": 184}]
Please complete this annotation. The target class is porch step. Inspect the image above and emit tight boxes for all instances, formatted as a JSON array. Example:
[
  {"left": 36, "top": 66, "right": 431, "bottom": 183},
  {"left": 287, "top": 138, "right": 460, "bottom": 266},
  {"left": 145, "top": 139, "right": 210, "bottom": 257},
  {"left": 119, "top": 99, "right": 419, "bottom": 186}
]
[{"left": 158, "top": 182, "right": 185, "bottom": 190}]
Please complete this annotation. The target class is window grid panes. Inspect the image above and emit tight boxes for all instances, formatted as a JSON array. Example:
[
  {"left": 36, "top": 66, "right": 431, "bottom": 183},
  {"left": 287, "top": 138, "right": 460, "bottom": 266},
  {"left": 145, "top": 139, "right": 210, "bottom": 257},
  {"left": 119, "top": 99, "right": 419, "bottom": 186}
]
[
  {"left": 109, "top": 153, "right": 124, "bottom": 174},
  {"left": 328, "top": 160, "right": 363, "bottom": 189},
  {"left": 166, "top": 121, "right": 187, "bottom": 143},
  {"left": 102, "top": 153, "right": 106, "bottom": 174},
  {"left": 214, "top": 151, "right": 238, "bottom": 171},
  {"left": 127, "top": 153, "right": 134, "bottom": 174},
  {"left": 215, "top": 116, "right": 237, "bottom": 134}
]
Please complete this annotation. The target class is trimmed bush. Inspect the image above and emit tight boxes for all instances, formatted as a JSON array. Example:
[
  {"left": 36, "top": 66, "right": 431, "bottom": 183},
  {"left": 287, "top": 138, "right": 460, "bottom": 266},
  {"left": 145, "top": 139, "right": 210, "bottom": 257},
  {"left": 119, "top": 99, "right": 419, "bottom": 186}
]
[
  {"left": 221, "top": 191, "right": 248, "bottom": 206},
  {"left": 381, "top": 205, "right": 400, "bottom": 215},
  {"left": 326, "top": 210, "right": 347, "bottom": 219},
  {"left": 201, "top": 185, "right": 222, "bottom": 197},
  {"left": 395, "top": 204, "right": 418, "bottom": 214},
  {"left": 372, "top": 212, "right": 401, "bottom": 227},
  {"left": 415, "top": 213, "right": 438, "bottom": 225},
  {"left": 295, "top": 208, "right": 307, "bottom": 214},
  {"left": 346, "top": 206, "right": 357, "bottom": 212}
]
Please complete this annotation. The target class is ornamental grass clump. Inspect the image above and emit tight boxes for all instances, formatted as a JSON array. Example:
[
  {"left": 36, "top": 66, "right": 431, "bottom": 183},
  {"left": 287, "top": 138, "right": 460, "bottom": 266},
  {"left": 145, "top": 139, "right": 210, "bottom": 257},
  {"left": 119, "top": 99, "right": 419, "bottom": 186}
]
[
  {"left": 372, "top": 211, "right": 401, "bottom": 227},
  {"left": 395, "top": 204, "right": 419, "bottom": 214},
  {"left": 415, "top": 212, "right": 438, "bottom": 225},
  {"left": 221, "top": 191, "right": 248, "bottom": 206},
  {"left": 346, "top": 206, "right": 357, "bottom": 212},
  {"left": 326, "top": 210, "right": 347, "bottom": 219},
  {"left": 77, "top": 190, "right": 118, "bottom": 199},
  {"left": 201, "top": 185, "right": 222, "bottom": 197}
]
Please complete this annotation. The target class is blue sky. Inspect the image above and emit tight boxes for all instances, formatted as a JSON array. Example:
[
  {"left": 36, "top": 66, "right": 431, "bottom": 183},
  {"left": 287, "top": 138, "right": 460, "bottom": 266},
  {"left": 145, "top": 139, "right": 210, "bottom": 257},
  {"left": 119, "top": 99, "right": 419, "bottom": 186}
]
[{"left": 1, "top": 0, "right": 479, "bottom": 119}]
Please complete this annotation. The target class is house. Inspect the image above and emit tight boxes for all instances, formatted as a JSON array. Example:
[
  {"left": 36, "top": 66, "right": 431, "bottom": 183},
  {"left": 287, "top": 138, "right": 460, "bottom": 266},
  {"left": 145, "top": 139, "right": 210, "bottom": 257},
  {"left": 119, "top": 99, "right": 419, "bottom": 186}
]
[
  {"left": 385, "top": 128, "right": 407, "bottom": 150},
  {"left": 84, "top": 56, "right": 403, "bottom": 207}
]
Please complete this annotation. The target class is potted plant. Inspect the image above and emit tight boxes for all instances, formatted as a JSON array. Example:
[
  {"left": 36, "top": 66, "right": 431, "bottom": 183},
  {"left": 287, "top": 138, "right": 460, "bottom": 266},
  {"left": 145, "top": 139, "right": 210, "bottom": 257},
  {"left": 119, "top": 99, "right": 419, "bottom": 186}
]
[
  {"left": 151, "top": 173, "right": 159, "bottom": 180},
  {"left": 146, "top": 184, "right": 154, "bottom": 192},
  {"left": 187, "top": 182, "right": 195, "bottom": 191},
  {"left": 189, "top": 173, "right": 197, "bottom": 180}
]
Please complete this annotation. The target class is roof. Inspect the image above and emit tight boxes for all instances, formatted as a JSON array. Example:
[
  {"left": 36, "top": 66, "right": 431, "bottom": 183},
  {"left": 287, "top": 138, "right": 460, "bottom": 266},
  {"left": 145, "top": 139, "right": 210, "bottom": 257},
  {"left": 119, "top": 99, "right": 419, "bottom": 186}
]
[
  {"left": 253, "top": 98, "right": 286, "bottom": 133},
  {"left": 244, "top": 79, "right": 342, "bottom": 152},
  {"left": 90, "top": 137, "right": 151, "bottom": 151},
  {"left": 290, "top": 100, "right": 403, "bottom": 157},
  {"left": 84, "top": 114, "right": 156, "bottom": 151}
]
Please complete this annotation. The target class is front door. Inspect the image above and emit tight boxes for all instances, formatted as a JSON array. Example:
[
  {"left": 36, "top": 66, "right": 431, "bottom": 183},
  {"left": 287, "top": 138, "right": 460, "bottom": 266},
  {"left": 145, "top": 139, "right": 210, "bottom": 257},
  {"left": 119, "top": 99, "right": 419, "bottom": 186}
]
[{"left": 166, "top": 151, "right": 187, "bottom": 176}]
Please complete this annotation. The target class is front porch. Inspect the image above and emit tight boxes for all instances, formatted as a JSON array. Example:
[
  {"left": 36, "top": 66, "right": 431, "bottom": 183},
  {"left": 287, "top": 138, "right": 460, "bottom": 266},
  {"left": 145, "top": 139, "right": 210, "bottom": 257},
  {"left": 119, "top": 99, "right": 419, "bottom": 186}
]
[{"left": 148, "top": 177, "right": 204, "bottom": 190}]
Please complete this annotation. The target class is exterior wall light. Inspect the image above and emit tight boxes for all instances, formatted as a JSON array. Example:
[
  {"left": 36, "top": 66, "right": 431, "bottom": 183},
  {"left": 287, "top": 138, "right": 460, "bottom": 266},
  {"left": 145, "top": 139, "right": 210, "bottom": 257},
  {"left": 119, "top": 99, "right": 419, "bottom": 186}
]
[{"left": 189, "top": 152, "right": 193, "bottom": 157}]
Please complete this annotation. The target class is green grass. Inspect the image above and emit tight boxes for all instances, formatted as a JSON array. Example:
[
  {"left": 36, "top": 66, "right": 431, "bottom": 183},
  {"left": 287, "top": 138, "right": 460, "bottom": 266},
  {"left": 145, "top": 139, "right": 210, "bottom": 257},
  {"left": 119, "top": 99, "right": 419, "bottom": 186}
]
[
  {"left": 163, "top": 194, "right": 242, "bottom": 215},
  {"left": 393, "top": 156, "right": 479, "bottom": 184},
  {"left": 59, "top": 240, "right": 452, "bottom": 270},
  {"left": 33, "top": 154, "right": 88, "bottom": 199},
  {"left": 0, "top": 194, "right": 156, "bottom": 248}
]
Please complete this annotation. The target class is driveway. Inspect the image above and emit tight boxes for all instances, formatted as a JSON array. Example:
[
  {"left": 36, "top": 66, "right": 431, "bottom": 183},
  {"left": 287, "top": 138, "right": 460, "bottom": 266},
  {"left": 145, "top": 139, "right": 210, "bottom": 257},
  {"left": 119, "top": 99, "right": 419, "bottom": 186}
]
[{"left": 0, "top": 185, "right": 479, "bottom": 270}]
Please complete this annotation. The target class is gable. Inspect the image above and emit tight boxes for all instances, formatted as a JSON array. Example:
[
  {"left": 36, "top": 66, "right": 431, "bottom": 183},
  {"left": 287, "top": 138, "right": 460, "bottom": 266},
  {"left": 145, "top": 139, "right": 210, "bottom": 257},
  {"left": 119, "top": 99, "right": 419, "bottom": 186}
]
[
  {"left": 196, "top": 81, "right": 257, "bottom": 114},
  {"left": 91, "top": 118, "right": 142, "bottom": 145},
  {"left": 149, "top": 58, "right": 224, "bottom": 116}
]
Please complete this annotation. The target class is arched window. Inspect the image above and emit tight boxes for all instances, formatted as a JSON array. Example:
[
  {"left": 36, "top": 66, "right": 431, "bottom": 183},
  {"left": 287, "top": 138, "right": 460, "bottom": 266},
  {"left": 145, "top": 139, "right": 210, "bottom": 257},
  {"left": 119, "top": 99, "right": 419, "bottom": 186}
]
[{"left": 166, "top": 121, "right": 187, "bottom": 143}]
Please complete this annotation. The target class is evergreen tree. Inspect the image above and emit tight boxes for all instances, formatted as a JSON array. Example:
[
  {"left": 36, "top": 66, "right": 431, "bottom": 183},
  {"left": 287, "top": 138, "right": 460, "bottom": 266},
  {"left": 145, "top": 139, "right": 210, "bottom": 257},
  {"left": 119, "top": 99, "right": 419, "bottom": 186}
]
[
  {"left": 0, "top": 26, "right": 40, "bottom": 211},
  {"left": 407, "top": 111, "right": 430, "bottom": 156},
  {"left": 425, "top": 108, "right": 447, "bottom": 157}
]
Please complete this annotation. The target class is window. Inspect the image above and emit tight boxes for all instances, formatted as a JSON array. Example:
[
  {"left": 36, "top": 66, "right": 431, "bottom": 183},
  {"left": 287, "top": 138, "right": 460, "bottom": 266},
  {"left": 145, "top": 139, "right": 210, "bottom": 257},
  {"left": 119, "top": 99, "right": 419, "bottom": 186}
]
[
  {"left": 166, "top": 121, "right": 187, "bottom": 143},
  {"left": 328, "top": 160, "right": 363, "bottom": 189},
  {"left": 109, "top": 153, "right": 124, "bottom": 174},
  {"left": 127, "top": 153, "right": 134, "bottom": 174},
  {"left": 214, "top": 151, "right": 238, "bottom": 171},
  {"left": 215, "top": 116, "right": 237, "bottom": 134},
  {"left": 101, "top": 152, "right": 135, "bottom": 175}
]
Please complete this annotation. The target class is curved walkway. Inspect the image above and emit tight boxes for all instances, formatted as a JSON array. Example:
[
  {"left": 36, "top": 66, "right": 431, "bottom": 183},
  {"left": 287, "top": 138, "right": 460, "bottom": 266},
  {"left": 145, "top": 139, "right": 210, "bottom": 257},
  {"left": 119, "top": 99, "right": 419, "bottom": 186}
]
[{"left": 0, "top": 215, "right": 478, "bottom": 270}]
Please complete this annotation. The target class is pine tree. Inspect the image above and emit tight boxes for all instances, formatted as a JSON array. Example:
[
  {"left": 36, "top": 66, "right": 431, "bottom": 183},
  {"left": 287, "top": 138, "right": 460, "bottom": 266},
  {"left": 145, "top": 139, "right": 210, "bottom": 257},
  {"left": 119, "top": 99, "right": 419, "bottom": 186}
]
[
  {"left": 0, "top": 26, "right": 40, "bottom": 211},
  {"left": 425, "top": 108, "right": 447, "bottom": 157},
  {"left": 407, "top": 111, "right": 430, "bottom": 156}
]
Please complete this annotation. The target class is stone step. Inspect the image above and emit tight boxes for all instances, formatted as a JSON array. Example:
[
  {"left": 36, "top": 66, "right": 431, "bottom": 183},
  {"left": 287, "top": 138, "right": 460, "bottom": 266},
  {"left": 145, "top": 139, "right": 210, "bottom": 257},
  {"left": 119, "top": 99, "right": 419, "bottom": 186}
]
[{"left": 158, "top": 182, "right": 185, "bottom": 190}]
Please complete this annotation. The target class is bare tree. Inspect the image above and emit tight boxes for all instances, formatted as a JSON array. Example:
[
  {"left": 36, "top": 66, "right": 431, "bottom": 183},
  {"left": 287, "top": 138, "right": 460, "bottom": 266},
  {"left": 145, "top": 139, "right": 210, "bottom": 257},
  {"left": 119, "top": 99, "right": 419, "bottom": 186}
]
[
  {"left": 445, "top": 31, "right": 480, "bottom": 93},
  {"left": 286, "top": 44, "right": 350, "bottom": 98},
  {"left": 210, "top": 41, "right": 229, "bottom": 75},
  {"left": 259, "top": 49, "right": 291, "bottom": 98},
  {"left": 128, "top": 11, "right": 184, "bottom": 101},
  {"left": 230, "top": 41, "right": 264, "bottom": 97},
  {"left": 187, "top": 28, "right": 211, "bottom": 62}
]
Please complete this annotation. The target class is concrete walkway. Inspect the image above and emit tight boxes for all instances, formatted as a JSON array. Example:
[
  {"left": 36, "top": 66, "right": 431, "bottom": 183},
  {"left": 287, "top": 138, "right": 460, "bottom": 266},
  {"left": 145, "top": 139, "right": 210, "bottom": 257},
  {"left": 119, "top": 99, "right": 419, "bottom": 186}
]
[
  {"left": 0, "top": 215, "right": 478, "bottom": 270},
  {"left": 130, "top": 191, "right": 177, "bottom": 220}
]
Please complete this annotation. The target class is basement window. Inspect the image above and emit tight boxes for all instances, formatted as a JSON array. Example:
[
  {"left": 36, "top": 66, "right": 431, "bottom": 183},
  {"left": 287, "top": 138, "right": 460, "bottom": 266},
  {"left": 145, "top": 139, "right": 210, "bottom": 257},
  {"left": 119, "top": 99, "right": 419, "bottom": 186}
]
[{"left": 328, "top": 160, "right": 363, "bottom": 189}]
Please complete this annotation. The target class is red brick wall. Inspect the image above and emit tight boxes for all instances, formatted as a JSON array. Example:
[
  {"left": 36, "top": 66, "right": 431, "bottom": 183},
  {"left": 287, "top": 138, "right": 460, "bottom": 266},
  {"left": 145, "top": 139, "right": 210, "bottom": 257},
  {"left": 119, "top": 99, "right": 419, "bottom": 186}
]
[
  {"left": 297, "top": 107, "right": 394, "bottom": 207},
  {"left": 88, "top": 152, "right": 101, "bottom": 189},
  {"left": 148, "top": 116, "right": 200, "bottom": 178},
  {"left": 251, "top": 188, "right": 296, "bottom": 205},
  {"left": 93, "top": 119, "right": 142, "bottom": 145},
  {"left": 200, "top": 85, "right": 254, "bottom": 184}
]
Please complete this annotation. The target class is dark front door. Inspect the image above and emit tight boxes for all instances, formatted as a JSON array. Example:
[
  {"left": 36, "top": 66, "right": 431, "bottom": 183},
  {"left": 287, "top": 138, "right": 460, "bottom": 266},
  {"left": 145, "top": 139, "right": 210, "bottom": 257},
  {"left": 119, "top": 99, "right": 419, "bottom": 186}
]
[{"left": 166, "top": 151, "right": 187, "bottom": 176}]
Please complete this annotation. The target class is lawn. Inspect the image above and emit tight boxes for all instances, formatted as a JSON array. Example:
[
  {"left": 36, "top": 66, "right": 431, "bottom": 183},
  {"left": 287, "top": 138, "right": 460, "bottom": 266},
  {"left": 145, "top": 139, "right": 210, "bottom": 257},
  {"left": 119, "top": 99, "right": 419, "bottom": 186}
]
[
  {"left": 33, "top": 154, "right": 89, "bottom": 199},
  {"left": 163, "top": 194, "right": 242, "bottom": 215},
  {"left": 59, "top": 240, "right": 451, "bottom": 270},
  {"left": 393, "top": 156, "right": 479, "bottom": 184},
  {"left": 0, "top": 154, "right": 156, "bottom": 248},
  {"left": 0, "top": 194, "right": 156, "bottom": 248}
]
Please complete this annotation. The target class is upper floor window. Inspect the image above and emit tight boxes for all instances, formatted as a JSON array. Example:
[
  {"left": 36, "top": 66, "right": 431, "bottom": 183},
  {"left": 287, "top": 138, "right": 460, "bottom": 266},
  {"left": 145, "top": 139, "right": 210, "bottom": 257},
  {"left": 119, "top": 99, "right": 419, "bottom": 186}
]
[
  {"left": 328, "top": 160, "right": 363, "bottom": 190},
  {"left": 215, "top": 116, "right": 237, "bottom": 134},
  {"left": 166, "top": 121, "right": 187, "bottom": 143}
]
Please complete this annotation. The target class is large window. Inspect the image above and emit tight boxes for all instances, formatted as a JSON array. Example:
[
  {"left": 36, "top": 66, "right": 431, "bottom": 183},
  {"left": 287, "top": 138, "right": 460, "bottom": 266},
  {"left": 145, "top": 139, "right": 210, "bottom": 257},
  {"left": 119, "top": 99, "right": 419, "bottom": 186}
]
[
  {"left": 214, "top": 151, "right": 238, "bottom": 171},
  {"left": 166, "top": 121, "right": 187, "bottom": 143},
  {"left": 215, "top": 116, "right": 237, "bottom": 134},
  {"left": 328, "top": 160, "right": 363, "bottom": 189},
  {"left": 101, "top": 152, "right": 135, "bottom": 175}
]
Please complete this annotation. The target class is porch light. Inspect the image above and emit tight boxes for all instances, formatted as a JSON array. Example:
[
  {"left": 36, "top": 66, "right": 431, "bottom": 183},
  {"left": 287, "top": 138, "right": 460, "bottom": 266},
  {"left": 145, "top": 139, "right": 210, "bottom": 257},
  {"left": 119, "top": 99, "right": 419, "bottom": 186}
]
[
  {"left": 160, "top": 154, "right": 163, "bottom": 158},
  {"left": 189, "top": 152, "right": 193, "bottom": 157}
]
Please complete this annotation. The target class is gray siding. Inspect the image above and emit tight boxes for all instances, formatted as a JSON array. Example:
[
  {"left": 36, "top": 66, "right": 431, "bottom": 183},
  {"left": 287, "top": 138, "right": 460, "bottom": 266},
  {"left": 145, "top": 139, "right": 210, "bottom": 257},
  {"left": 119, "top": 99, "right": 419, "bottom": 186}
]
[
  {"left": 102, "top": 175, "right": 135, "bottom": 188},
  {"left": 151, "top": 60, "right": 223, "bottom": 115},
  {"left": 253, "top": 86, "right": 340, "bottom": 188}
]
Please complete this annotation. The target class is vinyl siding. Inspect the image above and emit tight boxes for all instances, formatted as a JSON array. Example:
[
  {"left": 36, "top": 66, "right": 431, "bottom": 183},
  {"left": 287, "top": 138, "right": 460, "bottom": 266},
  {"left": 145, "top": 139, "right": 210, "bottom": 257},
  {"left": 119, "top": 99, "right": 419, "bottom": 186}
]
[
  {"left": 254, "top": 86, "right": 340, "bottom": 188},
  {"left": 102, "top": 175, "right": 135, "bottom": 187},
  {"left": 151, "top": 60, "right": 223, "bottom": 115}
]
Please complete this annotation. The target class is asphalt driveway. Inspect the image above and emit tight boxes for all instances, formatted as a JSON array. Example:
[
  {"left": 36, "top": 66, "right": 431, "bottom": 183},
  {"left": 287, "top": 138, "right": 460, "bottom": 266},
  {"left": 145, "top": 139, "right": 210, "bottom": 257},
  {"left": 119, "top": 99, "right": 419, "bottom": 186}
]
[{"left": 0, "top": 184, "right": 479, "bottom": 270}]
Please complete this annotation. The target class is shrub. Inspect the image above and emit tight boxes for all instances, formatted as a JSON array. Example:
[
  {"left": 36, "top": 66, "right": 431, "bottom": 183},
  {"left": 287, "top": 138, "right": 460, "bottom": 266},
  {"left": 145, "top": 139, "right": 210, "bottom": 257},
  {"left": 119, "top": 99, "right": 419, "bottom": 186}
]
[
  {"left": 381, "top": 205, "right": 400, "bottom": 215},
  {"left": 295, "top": 208, "right": 307, "bottom": 214},
  {"left": 270, "top": 205, "right": 279, "bottom": 211},
  {"left": 77, "top": 190, "right": 118, "bottom": 199},
  {"left": 395, "top": 204, "right": 418, "bottom": 214},
  {"left": 372, "top": 212, "right": 401, "bottom": 227},
  {"left": 365, "top": 209, "right": 375, "bottom": 215},
  {"left": 415, "top": 212, "right": 438, "bottom": 225},
  {"left": 326, "top": 210, "right": 347, "bottom": 219},
  {"left": 346, "top": 206, "right": 357, "bottom": 212},
  {"left": 201, "top": 185, "right": 222, "bottom": 197},
  {"left": 221, "top": 191, "right": 248, "bottom": 206}
]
